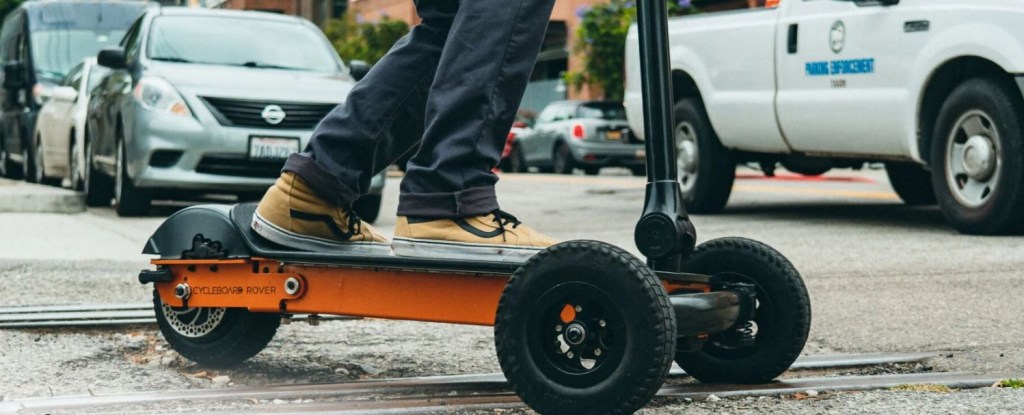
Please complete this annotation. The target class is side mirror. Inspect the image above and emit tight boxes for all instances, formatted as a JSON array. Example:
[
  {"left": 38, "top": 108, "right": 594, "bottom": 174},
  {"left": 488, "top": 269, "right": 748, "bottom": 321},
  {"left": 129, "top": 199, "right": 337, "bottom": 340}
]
[
  {"left": 3, "top": 62, "right": 26, "bottom": 90},
  {"left": 349, "top": 60, "right": 371, "bottom": 81},
  {"left": 51, "top": 86, "right": 79, "bottom": 102},
  {"left": 97, "top": 47, "right": 128, "bottom": 69}
]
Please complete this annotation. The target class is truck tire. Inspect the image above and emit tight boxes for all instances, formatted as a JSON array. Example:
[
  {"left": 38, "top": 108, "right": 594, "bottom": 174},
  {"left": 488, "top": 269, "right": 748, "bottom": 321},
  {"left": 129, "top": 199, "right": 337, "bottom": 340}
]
[
  {"left": 930, "top": 77, "right": 1024, "bottom": 234},
  {"left": 885, "top": 162, "right": 936, "bottom": 206},
  {"left": 674, "top": 98, "right": 735, "bottom": 213}
]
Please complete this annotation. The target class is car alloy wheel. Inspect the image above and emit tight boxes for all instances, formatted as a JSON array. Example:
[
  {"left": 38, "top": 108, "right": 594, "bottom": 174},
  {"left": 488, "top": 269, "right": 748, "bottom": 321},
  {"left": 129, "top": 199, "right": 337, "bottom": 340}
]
[
  {"left": 676, "top": 121, "right": 699, "bottom": 193},
  {"left": 944, "top": 109, "right": 1000, "bottom": 208}
]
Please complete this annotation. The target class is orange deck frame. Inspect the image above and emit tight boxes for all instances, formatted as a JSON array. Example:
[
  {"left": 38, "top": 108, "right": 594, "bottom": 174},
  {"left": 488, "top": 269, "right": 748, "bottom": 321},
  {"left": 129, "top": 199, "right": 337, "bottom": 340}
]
[{"left": 152, "top": 258, "right": 709, "bottom": 326}]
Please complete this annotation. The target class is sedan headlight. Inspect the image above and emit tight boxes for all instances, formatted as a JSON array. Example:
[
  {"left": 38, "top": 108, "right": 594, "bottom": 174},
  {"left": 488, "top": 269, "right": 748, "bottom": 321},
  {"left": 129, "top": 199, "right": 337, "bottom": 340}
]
[{"left": 133, "top": 76, "right": 192, "bottom": 117}]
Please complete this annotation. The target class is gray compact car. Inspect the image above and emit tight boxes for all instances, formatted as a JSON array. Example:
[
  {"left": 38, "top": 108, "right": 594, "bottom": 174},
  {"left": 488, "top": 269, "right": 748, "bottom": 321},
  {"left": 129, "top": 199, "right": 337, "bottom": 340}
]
[
  {"left": 86, "top": 7, "right": 383, "bottom": 218},
  {"left": 505, "top": 101, "right": 645, "bottom": 175}
]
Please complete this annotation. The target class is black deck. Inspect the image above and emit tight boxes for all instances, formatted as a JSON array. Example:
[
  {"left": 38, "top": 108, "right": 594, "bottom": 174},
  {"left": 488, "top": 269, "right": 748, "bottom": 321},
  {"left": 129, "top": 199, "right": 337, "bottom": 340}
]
[{"left": 229, "top": 203, "right": 522, "bottom": 275}]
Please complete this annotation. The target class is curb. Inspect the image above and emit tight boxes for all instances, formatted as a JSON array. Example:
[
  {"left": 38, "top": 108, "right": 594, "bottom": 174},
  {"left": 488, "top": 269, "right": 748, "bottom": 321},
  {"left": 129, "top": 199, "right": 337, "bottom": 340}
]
[{"left": 0, "top": 178, "right": 86, "bottom": 213}]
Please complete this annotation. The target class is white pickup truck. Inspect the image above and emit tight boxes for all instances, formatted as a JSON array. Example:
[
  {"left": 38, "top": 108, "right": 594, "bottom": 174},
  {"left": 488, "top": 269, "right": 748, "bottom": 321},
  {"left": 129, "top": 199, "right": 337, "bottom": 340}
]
[{"left": 625, "top": 0, "right": 1024, "bottom": 234}]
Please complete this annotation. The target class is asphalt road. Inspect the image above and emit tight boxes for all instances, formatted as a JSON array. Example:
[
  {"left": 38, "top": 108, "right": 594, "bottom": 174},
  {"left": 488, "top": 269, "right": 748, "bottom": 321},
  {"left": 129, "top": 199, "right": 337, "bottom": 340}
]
[{"left": 1, "top": 166, "right": 1022, "bottom": 413}]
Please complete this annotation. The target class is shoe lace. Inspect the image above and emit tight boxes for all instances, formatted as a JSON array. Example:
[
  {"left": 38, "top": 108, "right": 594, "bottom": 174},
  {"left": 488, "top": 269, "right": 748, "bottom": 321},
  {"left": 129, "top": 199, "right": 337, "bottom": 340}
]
[
  {"left": 344, "top": 207, "right": 363, "bottom": 237},
  {"left": 491, "top": 209, "right": 521, "bottom": 241}
]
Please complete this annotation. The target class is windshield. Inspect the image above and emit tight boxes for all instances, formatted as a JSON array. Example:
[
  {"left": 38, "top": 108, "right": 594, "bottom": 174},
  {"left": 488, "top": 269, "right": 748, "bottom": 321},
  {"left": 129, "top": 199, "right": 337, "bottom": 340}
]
[
  {"left": 147, "top": 16, "right": 340, "bottom": 72},
  {"left": 30, "top": 30, "right": 126, "bottom": 82},
  {"left": 577, "top": 103, "right": 627, "bottom": 120}
]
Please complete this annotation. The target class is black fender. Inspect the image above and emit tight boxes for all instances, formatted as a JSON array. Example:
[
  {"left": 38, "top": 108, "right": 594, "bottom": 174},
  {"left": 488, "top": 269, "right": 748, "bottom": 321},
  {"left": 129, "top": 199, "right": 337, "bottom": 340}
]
[{"left": 143, "top": 204, "right": 252, "bottom": 259}]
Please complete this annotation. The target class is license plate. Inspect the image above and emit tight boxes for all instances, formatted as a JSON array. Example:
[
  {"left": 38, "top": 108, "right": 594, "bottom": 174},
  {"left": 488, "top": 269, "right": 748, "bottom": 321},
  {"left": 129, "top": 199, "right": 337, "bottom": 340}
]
[
  {"left": 249, "top": 136, "right": 300, "bottom": 161},
  {"left": 605, "top": 130, "right": 623, "bottom": 140}
]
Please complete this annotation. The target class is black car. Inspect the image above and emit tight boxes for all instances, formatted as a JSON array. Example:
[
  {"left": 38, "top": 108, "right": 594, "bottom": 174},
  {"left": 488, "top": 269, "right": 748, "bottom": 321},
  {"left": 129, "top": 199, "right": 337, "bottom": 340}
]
[{"left": 0, "top": 0, "right": 151, "bottom": 179}]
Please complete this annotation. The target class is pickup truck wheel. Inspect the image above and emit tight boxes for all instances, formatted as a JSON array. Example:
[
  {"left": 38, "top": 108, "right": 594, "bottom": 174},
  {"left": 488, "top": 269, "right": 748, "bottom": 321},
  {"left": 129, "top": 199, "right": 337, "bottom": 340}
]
[
  {"left": 931, "top": 78, "right": 1024, "bottom": 234},
  {"left": 885, "top": 162, "right": 936, "bottom": 205},
  {"left": 675, "top": 98, "right": 735, "bottom": 213}
]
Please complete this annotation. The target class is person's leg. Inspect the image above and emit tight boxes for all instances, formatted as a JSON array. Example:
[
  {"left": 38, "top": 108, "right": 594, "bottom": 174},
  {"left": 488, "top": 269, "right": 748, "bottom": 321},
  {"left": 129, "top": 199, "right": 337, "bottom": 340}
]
[
  {"left": 398, "top": 0, "right": 557, "bottom": 218},
  {"left": 253, "top": 0, "right": 457, "bottom": 251},
  {"left": 392, "top": 0, "right": 558, "bottom": 260}
]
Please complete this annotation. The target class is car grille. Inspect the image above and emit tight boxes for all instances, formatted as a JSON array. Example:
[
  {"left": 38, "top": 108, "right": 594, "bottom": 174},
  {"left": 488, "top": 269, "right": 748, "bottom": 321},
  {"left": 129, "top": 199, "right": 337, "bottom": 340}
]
[
  {"left": 200, "top": 97, "right": 337, "bottom": 130},
  {"left": 195, "top": 154, "right": 283, "bottom": 178}
]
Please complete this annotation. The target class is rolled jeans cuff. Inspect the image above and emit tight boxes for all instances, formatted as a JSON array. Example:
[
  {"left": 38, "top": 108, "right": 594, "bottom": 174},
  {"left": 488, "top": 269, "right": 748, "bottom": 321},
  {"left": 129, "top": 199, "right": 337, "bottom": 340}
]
[
  {"left": 282, "top": 153, "right": 359, "bottom": 207},
  {"left": 397, "top": 186, "right": 499, "bottom": 218}
]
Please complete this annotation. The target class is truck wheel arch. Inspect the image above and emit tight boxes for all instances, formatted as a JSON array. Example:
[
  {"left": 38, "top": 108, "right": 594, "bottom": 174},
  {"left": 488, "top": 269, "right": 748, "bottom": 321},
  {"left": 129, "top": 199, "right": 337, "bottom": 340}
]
[
  {"left": 918, "top": 57, "right": 1014, "bottom": 165},
  {"left": 672, "top": 70, "right": 702, "bottom": 104}
]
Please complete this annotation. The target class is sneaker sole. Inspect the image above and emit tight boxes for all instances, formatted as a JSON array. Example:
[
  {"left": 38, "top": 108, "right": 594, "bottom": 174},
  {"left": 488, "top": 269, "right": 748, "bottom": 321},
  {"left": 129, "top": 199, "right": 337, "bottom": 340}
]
[
  {"left": 391, "top": 237, "right": 542, "bottom": 263},
  {"left": 252, "top": 211, "right": 391, "bottom": 255}
]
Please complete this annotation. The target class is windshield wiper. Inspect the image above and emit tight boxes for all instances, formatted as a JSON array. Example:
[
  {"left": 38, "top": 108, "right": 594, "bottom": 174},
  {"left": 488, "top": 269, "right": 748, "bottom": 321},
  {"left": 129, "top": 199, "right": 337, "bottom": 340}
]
[
  {"left": 238, "top": 61, "right": 303, "bottom": 71},
  {"left": 150, "top": 56, "right": 192, "bottom": 63}
]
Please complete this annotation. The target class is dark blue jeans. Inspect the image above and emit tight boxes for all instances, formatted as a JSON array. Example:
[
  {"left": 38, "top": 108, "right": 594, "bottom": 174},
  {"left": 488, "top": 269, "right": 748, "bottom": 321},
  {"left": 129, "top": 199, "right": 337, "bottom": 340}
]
[{"left": 283, "top": 0, "right": 556, "bottom": 218}]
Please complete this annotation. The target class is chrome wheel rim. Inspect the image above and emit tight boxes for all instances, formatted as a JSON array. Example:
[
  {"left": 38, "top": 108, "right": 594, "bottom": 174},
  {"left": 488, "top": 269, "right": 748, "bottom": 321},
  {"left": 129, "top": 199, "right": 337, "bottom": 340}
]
[
  {"left": 945, "top": 110, "right": 1000, "bottom": 208},
  {"left": 161, "top": 303, "right": 227, "bottom": 338},
  {"left": 676, "top": 121, "right": 699, "bottom": 193}
]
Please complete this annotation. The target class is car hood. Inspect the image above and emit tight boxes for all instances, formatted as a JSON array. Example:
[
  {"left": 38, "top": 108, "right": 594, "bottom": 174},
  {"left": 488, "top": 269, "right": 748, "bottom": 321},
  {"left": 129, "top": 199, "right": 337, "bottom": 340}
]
[{"left": 147, "top": 62, "right": 355, "bottom": 103}]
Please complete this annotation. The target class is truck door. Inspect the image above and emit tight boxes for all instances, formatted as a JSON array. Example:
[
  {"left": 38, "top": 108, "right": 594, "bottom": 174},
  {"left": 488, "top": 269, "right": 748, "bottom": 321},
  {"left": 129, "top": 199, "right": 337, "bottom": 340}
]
[{"left": 775, "top": 0, "right": 908, "bottom": 156}]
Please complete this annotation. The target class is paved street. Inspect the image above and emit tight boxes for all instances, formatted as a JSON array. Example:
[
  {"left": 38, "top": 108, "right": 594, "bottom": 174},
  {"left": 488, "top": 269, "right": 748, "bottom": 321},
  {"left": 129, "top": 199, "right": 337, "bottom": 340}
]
[{"left": 1, "top": 166, "right": 1023, "bottom": 414}]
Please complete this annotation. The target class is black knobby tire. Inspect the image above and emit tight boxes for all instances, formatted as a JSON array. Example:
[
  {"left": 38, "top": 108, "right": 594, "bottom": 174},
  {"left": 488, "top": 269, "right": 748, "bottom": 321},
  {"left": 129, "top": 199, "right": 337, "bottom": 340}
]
[
  {"left": 675, "top": 237, "right": 811, "bottom": 384},
  {"left": 552, "top": 143, "right": 575, "bottom": 175},
  {"left": 114, "top": 135, "right": 151, "bottom": 216},
  {"left": 674, "top": 98, "right": 736, "bottom": 214},
  {"left": 885, "top": 162, "right": 936, "bottom": 206},
  {"left": 83, "top": 135, "right": 113, "bottom": 207},
  {"left": 153, "top": 290, "right": 280, "bottom": 368},
  {"left": 352, "top": 194, "right": 383, "bottom": 224},
  {"left": 495, "top": 241, "right": 676, "bottom": 415},
  {"left": 930, "top": 77, "right": 1024, "bottom": 234}
]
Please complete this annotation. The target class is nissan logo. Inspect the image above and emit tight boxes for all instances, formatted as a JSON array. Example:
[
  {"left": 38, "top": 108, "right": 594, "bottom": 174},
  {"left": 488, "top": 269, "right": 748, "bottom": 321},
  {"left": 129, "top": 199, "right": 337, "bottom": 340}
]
[{"left": 261, "top": 105, "right": 286, "bottom": 125}]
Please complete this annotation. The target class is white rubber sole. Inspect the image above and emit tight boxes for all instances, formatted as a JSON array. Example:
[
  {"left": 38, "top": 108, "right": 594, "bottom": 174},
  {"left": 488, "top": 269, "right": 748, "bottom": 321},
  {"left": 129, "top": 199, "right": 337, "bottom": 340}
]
[
  {"left": 252, "top": 211, "right": 391, "bottom": 255},
  {"left": 391, "top": 237, "right": 542, "bottom": 263}
]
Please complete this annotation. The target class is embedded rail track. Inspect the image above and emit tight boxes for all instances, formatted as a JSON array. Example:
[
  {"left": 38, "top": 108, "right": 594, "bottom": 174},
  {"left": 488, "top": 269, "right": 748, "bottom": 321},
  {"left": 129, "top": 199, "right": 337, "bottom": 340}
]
[
  {"left": 2, "top": 352, "right": 1015, "bottom": 414},
  {"left": 0, "top": 303, "right": 351, "bottom": 328}
]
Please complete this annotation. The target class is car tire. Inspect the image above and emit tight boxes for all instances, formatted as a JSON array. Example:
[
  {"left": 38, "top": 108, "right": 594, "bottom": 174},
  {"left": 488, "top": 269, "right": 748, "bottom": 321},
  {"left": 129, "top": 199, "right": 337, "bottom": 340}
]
[
  {"left": 885, "top": 162, "right": 936, "bottom": 206},
  {"left": 69, "top": 132, "right": 84, "bottom": 191},
  {"left": 583, "top": 166, "right": 600, "bottom": 176},
  {"left": 930, "top": 77, "right": 1024, "bottom": 234},
  {"left": 352, "top": 193, "right": 383, "bottom": 224},
  {"left": 507, "top": 145, "right": 527, "bottom": 173},
  {"left": 32, "top": 135, "right": 60, "bottom": 186},
  {"left": 674, "top": 97, "right": 736, "bottom": 214},
  {"left": 114, "top": 135, "right": 151, "bottom": 217},
  {"left": 84, "top": 134, "right": 113, "bottom": 207},
  {"left": 552, "top": 143, "right": 575, "bottom": 175}
]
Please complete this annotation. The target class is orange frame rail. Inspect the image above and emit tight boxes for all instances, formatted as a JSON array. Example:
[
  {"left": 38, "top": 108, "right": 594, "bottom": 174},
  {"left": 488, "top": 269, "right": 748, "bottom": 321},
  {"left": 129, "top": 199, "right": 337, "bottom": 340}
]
[{"left": 152, "top": 258, "right": 711, "bottom": 327}]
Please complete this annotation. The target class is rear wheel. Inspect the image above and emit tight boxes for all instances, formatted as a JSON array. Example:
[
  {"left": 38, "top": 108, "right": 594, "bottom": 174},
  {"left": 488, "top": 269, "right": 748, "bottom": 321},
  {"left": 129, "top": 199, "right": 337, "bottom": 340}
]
[
  {"left": 507, "top": 145, "right": 527, "bottom": 173},
  {"left": 675, "top": 237, "right": 811, "bottom": 384},
  {"left": 495, "top": 241, "right": 676, "bottom": 415},
  {"left": 153, "top": 290, "right": 280, "bottom": 368},
  {"left": 885, "top": 162, "right": 936, "bottom": 205},
  {"left": 930, "top": 78, "right": 1024, "bottom": 234},
  {"left": 114, "top": 135, "right": 151, "bottom": 216},
  {"left": 552, "top": 143, "right": 575, "bottom": 175},
  {"left": 674, "top": 98, "right": 736, "bottom": 213}
]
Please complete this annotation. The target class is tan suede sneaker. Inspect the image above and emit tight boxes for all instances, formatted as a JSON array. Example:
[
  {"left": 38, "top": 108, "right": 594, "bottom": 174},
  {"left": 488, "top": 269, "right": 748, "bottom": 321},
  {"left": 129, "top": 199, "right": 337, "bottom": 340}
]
[
  {"left": 392, "top": 210, "right": 557, "bottom": 261},
  {"left": 252, "top": 172, "right": 388, "bottom": 252}
]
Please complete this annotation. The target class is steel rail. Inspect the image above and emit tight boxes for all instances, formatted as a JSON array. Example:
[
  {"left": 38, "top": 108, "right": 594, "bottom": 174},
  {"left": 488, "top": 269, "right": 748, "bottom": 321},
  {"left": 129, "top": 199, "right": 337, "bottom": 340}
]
[{"left": 0, "top": 352, "right": 949, "bottom": 413}]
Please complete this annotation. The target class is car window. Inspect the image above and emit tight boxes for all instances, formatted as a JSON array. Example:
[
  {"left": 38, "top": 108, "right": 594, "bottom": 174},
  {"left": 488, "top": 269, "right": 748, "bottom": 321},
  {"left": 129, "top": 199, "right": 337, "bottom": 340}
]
[
  {"left": 147, "top": 16, "right": 340, "bottom": 72},
  {"left": 551, "top": 105, "right": 573, "bottom": 122},
  {"left": 0, "top": 11, "right": 24, "bottom": 63},
  {"left": 576, "top": 103, "right": 627, "bottom": 120},
  {"left": 536, "top": 106, "right": 556, "bottom": 124},
  {"left": 121, "top": 17, "right": 143, "bottom": 62},
  {"left": 63, "top": 63, "right": 83, "bottom": 88}
]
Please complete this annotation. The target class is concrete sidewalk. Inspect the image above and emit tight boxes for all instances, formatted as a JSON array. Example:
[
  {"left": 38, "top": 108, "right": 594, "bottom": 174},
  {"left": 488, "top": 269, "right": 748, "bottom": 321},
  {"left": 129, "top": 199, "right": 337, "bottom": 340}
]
[{"left": 0, "top": 178, "right": 85, "bottom": 213}]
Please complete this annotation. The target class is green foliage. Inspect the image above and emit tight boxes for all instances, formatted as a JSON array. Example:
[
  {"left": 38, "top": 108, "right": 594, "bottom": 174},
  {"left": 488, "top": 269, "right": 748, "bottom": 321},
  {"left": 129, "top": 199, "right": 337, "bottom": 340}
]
[
  {"left": 324, "top": 14, "right": 410, "bottom": 65},
  {"left": 567, "top": 0, "right": 699, "bottom": 101},
  {"left": 998, "top": 379, "right": 1024, "bottom": 389}
]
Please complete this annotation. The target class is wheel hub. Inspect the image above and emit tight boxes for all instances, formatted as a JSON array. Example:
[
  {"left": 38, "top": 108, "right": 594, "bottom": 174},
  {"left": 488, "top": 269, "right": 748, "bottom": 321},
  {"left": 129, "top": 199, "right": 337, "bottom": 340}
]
[
  {"left": 564, "top": 323, "right": 587, "bottom": 346},
  {"left": 961, "top": 135, "right": 996, "bottom": 181}
]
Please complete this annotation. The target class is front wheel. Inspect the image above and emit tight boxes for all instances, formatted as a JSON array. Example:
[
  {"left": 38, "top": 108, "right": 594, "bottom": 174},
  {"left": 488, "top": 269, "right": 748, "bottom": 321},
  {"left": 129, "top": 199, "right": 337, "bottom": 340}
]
[
  {"left": 114, "top": 137, "right": 151, "bottom": 216},
  {"left": 930, "top": 77, "right": 1024, "bottom": 234},
  {"left": 675, "top": 237, "right": 811, "bottom": 384},
  {"left": 495, "top": 241, "right": 676, "bottom": 415},
  {"left": 674, "top": 98, "right": 736, "bottom": 213},
  {"left": 153, "top": 290, "right": 280, "bottom": 368}
]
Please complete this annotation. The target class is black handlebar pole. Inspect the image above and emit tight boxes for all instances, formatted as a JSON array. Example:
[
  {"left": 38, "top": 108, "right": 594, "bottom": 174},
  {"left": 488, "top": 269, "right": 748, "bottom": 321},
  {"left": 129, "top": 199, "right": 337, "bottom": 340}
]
[{"left": 633, "top": 0, "right": 697, "bottom": 272}]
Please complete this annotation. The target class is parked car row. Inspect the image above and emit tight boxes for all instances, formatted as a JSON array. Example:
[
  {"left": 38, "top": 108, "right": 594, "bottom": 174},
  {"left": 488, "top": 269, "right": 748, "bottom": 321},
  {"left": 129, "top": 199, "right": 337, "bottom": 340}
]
[{"left": 0, "top": 1, "right": 384, "bottom": 219}]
